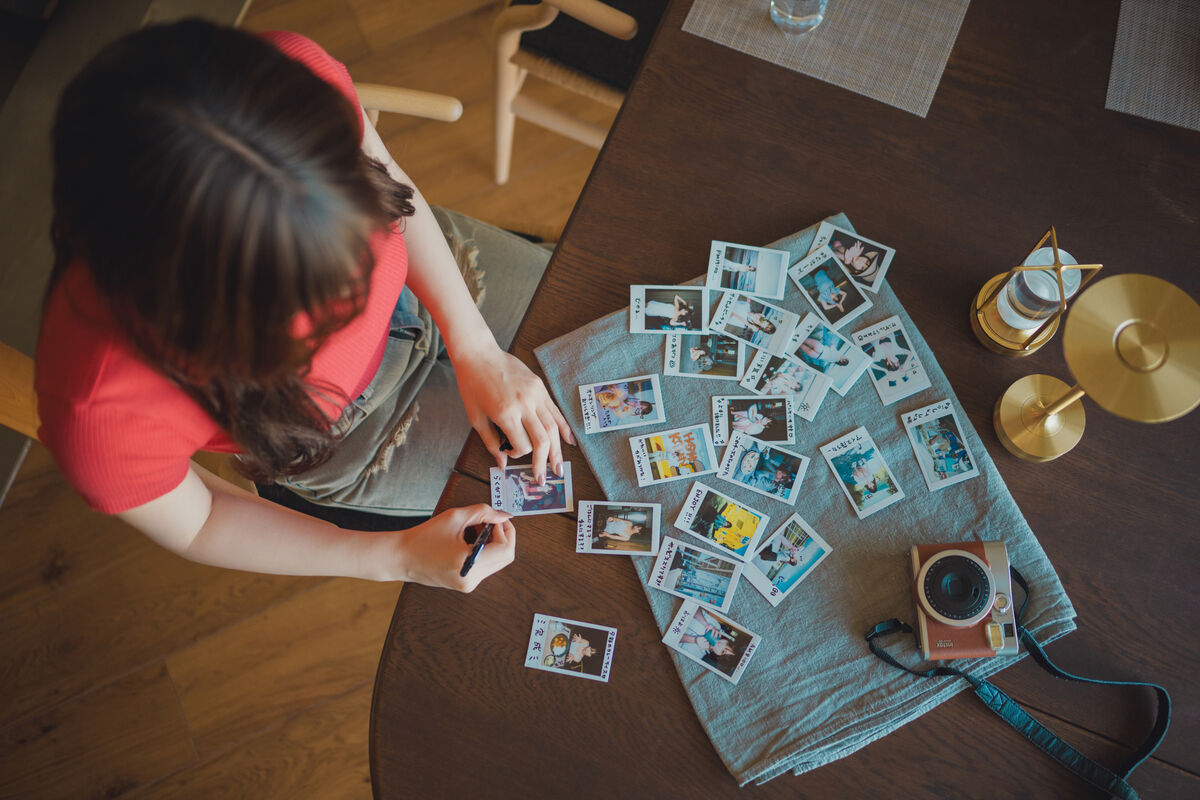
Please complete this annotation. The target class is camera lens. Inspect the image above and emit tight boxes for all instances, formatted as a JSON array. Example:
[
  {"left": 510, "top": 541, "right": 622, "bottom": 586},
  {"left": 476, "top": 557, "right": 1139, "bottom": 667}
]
[{"left": 922, "top": 555, "right": 992, "bottom": 622}]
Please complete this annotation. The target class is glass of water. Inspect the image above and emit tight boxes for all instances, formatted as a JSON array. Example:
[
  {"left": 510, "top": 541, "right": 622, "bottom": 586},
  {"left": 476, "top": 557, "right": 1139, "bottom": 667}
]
[{"left": 769, "top": 0, "right": 828, "bottom": 36}]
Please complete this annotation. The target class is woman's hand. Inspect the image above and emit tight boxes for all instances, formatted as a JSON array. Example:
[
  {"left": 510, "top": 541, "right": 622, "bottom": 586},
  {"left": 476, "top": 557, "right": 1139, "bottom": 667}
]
[
  {"left": 452, "top": 341, "right": 575, "bottom": 482},
  {"left": 395, "top": 504, "right": 516, "bottom": 592}
]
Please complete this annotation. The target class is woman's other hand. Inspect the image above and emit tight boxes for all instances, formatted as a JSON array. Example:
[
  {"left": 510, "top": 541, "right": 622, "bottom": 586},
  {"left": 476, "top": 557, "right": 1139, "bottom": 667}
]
[{"left": 453, "top": 342, "right": 574, "bottom": 482}]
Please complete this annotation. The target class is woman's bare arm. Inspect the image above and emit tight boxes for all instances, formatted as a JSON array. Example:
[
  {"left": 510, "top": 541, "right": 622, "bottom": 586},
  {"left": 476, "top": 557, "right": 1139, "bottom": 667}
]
[
  {"left": 358, "top": 108, "right": 573, "bottom": 482},
  {"left": 117, "top": 463, "right": 515, "bottom": 589}
]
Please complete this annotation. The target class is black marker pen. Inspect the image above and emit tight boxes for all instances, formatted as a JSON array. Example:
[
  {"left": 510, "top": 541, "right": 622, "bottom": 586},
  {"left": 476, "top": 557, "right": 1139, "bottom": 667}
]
[{"left": 459, "top": 523, "right": 495, "bottom": 578}]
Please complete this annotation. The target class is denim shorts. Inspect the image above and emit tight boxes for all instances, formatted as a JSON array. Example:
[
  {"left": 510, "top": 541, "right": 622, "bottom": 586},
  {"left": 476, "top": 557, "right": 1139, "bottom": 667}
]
[{"left": 279, "top": 207, "right": 551, "bottom": 516}]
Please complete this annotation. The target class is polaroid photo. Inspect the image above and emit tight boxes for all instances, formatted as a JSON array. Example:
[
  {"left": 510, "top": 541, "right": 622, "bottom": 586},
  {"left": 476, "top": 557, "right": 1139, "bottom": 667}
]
[
  {"left": 647, "top": 537, "right": 743, "bottom": 613},
  {"left": 902, "top": 399, "right": 981, "bottom": 492},
  {"left": 629, "top": 285, "right": 709, "bottom": 334},
  {"left": 709, "top": 292, "right": 801, "bottom": 356},
  {"left": 807, "top": 221, "right": 896, "bottom": 294},
  {"left": 579, "top": 373, "right": 665, "bottom": 434},
  {"left": 629, "top": 424, "right": 720, "bottom": 487},
  {"left": 664, "top": 332, "right": 747, "bottom": 381},
  {"left": 576, "top": 501, "right": 662, "bottom": 556},
  {"left": 662, "top": 600, "right": 762, "bottom": 685},
  {"left": 674, "top": 481, "right": 771, "bottom": 561},
  {"left": 739, "top": 351, "right": 832, "bottom": 422},
  {"left": 711, "top": 394, "right": 795, "bottom": 445},
  {"left": 785, "top": 314, "right": 870, "bottom": 397},
  {"left": 820, "top": 427, "right": 905, "bottom": 519},
  {"left": 490, "top": 463, "right": 574, "bottom": 516},
  {"left": 705, "top": 240, "right": 789, "bottom": 300},
  {"left": 717, "top": 432, "right": 810, "bottom": 506},
  {"left": 851, "top": 316, "right": 932, "bottom": 406},
  {"left": 788, "top": 247, "right": 873, "bottom": 330},
  {"left": 744, "top": 514, "right": 833, "bottom": 607},
  {"left": 523, "top": 613, "right": 617, "bottom": 683}
]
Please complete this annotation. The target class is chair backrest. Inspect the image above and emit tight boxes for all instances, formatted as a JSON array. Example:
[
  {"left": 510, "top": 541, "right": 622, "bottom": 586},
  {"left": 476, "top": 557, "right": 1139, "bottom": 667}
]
[
  {"left": 515, "top": 0, "right": 667, "bottom": 94},
  {"left": 0, "top": 340, "right": 38, "bottom": 442},
  {"left": 356, "top": 83, "right": 463, "bottom": 126},
  {"left": 491, "top": 0, "right": 667, "bottom": 184}
]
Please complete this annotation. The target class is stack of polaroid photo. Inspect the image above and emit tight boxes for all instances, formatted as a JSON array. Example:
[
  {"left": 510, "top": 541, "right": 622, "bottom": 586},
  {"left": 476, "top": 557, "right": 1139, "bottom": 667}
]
[{"left": 520, "top": 222, "right": 983, "bottom": 687}]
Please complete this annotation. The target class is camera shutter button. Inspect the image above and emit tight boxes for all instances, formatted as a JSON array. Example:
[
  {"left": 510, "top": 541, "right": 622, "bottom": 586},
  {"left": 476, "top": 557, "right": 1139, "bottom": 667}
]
[{"left": 994, "top": 593, "right": 1010, "bottom": 611}]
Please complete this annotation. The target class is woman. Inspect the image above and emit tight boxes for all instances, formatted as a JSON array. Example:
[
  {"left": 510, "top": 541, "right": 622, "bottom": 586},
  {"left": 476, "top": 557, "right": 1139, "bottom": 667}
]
[
  {"left": 797, "top": 329, "right": 850, "bottom": 371},
  {"left": 644, "top": 293, "right": 697, "bottom": 330},
  {"left": 720, "top": 257, "right": 757, "bottom": 291},
  {"left": 687, "top": 345, "right": 715, "bottom": 372},
  {"left": 730, "top": 403, "right": 770, "bottom": 436},
  {"left": 727, "top": 306, "right": 777, "bottom": 336},
  {"left": 566, "top": 633, "right": 596, "bottom": 666},
  {"left": 761, "top": 365, "right": 804, "bottom": 396},
  {"left": 598, "top": 515, "right": 643, "bottom": 542},
  {"left": 678, "top": 607, "right": 736, "bottom": 663},
  {"left": 869, "top": 335, "right": 911, "bottom": 371},
  {"left": 35, "top": 22, "right": 572, "bottom": 591},
  {"left": 710, "top": 520, "right": 751, "bottom": 554},
  {"left": 595, "top": 383, "right": 655, "bottom": 420},
  {"left": 852, "top": 458, "right": 879, "bottom": 496},
  {"left": 730, "top": 449, "right": 774, "bottom": 493},
  {"left": 812, "top": 268, "right": 847, "bottom": 312},
  {"left": 755, "top": 537, "right": 801, "bottom": 568},
  {"left": 723, "top": 302, "right": 778, "bottom": 349},
  {"left": 832, "top": 237, "right": 882, "bottom": 285}
]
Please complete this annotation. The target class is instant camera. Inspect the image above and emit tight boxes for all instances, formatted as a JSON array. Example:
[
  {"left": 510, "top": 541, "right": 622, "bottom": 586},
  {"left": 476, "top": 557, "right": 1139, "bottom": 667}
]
[{"left": 910, "top": 541, "right": 1020, "bottom": 660}]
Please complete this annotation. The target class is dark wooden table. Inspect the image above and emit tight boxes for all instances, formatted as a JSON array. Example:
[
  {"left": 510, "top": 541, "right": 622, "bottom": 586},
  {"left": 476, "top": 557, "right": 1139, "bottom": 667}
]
[{"left": 371, "top": 1, "right": 1199, "bottom": 796}]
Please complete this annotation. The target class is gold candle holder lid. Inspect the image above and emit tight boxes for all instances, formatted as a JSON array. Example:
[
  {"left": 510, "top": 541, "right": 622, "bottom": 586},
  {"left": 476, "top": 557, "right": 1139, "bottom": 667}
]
[
  {"left": 1063, "top": 274, "right": 1200, "bottom": 422},
  {"left": 970, "top": 227, "right": 1102, "bottom": 357}
]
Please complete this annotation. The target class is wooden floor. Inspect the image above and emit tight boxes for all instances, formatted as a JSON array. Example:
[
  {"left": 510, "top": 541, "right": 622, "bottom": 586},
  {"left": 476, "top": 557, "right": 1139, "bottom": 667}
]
[{"left": 0, "top": 2, "right": 614, "bottom": 798}]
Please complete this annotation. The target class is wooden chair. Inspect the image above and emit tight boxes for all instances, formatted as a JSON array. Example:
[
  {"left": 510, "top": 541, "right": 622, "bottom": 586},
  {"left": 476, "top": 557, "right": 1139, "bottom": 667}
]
[
  {"left": 357, "top": 83, "right": 462, "bottom": 127},
  {"left": 493, "top": 0, "right": 667, "bottom": 185},
  {"left": 141, "top": 2, "right": 465, "bottom": 125},
  {"left": 227, "top": 0, "right": 465, "bottom": 127},
  {"left": 0, "top": 340, "right": 37, "bottom": 444}
]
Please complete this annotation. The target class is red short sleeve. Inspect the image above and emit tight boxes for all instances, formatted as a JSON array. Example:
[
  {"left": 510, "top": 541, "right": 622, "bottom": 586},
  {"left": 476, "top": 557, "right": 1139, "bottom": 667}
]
[
  {"left": 35, "top": 32, "right": 406, "bottom": 514},
  {"left": 35, "top": 266, "right": 225, "bottom": 513},
  {"left": 258, "top": 31, "right": 363, "bottom": 138}
]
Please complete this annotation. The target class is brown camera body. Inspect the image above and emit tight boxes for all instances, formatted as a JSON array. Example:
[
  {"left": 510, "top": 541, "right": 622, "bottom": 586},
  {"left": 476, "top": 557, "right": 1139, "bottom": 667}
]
[{"left": 910, "top": 541, "right": 1020, "bottom": 660}]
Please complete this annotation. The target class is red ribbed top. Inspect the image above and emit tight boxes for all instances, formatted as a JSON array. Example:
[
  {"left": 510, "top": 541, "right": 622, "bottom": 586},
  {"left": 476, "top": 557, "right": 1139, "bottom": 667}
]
[{"left": 34, "top": 31, "right": 407, "bottom": 513}]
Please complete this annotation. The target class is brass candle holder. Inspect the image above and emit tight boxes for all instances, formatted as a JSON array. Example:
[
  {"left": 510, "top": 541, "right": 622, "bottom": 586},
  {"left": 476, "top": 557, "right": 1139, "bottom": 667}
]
[
  {"left": 971, "top": 227, "right": 1103, "bottom": 357},
  {"left": 994, "top": 274, "right": 1200, "bottom": 462}
]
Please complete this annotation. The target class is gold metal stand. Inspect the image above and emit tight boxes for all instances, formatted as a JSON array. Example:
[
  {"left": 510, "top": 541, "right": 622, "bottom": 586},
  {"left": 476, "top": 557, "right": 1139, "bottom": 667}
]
[
  {"left": 970, "top": 227, "right": 1102, "bottom": 357},
  {"left": 994, "top": 375, "right": 1087, "bottom": 461},
  {"left": 993, "top": 274, "right": 1200, "bottom": 462},
  {"left": 971, "top": 273, "right": 1060, "bottom": 357}
]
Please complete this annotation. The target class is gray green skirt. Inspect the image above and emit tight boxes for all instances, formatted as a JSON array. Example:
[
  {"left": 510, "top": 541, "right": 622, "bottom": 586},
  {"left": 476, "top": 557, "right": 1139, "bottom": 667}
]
[{"left": 279, "top": 208, "right": 551, "bottom": 516}]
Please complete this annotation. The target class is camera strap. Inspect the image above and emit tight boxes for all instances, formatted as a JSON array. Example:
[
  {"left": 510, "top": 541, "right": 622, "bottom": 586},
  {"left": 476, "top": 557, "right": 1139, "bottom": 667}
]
[{"left": 865, "top": 568, "right": 1171, "bottom": 800}]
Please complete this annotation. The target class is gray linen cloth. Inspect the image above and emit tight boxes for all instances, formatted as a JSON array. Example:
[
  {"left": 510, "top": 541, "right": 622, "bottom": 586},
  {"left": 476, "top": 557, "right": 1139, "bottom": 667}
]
[{"left": 534, "top": 214, "right": 1076, "bottom": 785}]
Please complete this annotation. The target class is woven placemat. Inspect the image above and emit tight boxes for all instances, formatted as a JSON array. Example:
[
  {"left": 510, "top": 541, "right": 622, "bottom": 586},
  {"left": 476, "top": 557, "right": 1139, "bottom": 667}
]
[
  {"left": 1106, "top": 0, "right": 1200, "bottom": 133},
  {"left": 682, "top": 0, "right": 971, "bottom": 117}
]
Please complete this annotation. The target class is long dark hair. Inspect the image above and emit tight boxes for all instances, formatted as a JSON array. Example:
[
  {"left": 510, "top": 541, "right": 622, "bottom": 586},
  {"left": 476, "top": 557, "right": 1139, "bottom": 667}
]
[{"left": 49, "top": 20, "right": 414, "bottom": 482}]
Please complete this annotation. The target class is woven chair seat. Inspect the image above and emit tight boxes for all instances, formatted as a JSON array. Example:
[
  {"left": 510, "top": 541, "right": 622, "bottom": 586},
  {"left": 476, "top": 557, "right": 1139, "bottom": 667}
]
[{"left": 514, "top": 0, "right": 668, "bottom": 94}]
